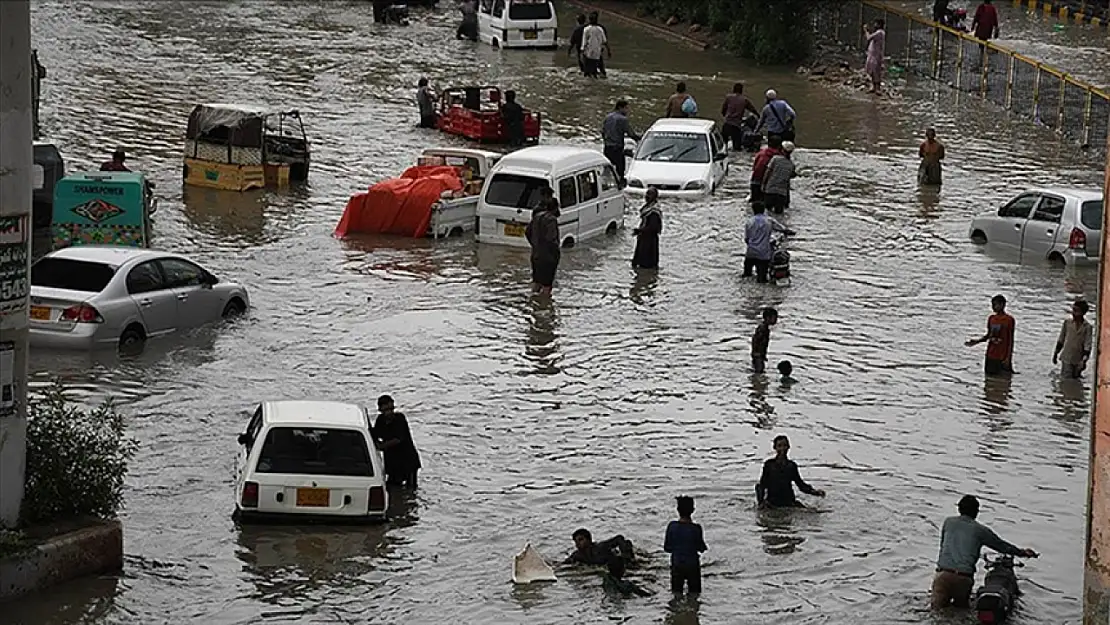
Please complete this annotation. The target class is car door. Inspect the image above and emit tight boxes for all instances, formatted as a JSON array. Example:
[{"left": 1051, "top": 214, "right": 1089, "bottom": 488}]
[
  {"left": 599, "top": 165, "right": 624, "bottom": 225},
  {"left": 158, "top": 257, "right": 223, "bottom": 328},
  {"left": 556, "top": 174, "right": 580, "bottom": 243},
  {"left": 1023, "top": 193, "right": 1066, "bottom": 261},
  {"left": 989, "top": 193, "right": 1040, "bottom": 252},
  {"left": 576, "top": 169, "right": 601, "bottom": 237},
  {"left": 236, "top": 405, "right": 264, "bottom": 486},
  {"left": 125, "top": 260, "right": 179, "bottom": 338},
  {"left": 710, "top": 131, "right": 728, "bottom": 188}
]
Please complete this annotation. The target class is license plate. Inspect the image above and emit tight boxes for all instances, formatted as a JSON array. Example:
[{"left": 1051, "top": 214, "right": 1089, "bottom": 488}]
[
  {"left": 295, "top": 488, "right": 330, "bottom": 507},
  {"left": 523, "top": 30, "right": 538, "bottom": 40},
  {"left": 504, "top": 223, "right": 526, "bottom": 237},
  {"left": 30, "top": 306, "right": 50, "bottom": 321}
]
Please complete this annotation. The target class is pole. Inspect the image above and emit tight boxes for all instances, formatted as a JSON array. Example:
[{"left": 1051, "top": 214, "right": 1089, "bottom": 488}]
[
  {"left": 0, "top": 0, "right": 33, "bottom": 529},
  {"left": 1085, "top": 129, "right": 1110, "bottom": 624}
]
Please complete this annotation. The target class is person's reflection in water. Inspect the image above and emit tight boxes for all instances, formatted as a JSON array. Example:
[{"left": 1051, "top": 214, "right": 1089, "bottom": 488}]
[
  {"left": 981, "top": 374, "right": 1012, "bottom": 415},
  {"left": 629, "top": 269, "right": 659, "bottom": 305},
  {"left": 664, "top": 594, "right": 701, "bottom": 625},
  {"left": 1052, "top": 375, "right": 1088, "bottom": 421},
  {"left": 526, "top": 298, "right": 561, "bottom": 375},
  {"left": 916, "top": 184, "right": 940, "bottom": 219},
  {"left": 756, "top": 506, "right": 805, "bottom": 555}
]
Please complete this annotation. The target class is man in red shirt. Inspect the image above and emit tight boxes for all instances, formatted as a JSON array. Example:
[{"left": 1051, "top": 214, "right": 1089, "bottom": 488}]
[
  {"left": 966, "top": 294, "right": 1015, "bottom": 375},
  {"left": 972, "top": 0, "right": 1000, "bottom": 41},
  {"left": 749, "top": 135, "right": 783, "bottom": 205},
  {"left": 99, "top": 150, "right": 130, "bottom": 172}
]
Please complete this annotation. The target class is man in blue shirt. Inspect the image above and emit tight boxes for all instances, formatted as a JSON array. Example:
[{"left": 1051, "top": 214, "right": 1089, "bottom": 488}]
[
  {"left": 743, "top": 203, "right": 791, "bottom": 283},
  {"left": 757, "top": 89, "right": 797, "bottom": 142},
  {"left": 932, "top": 495, "right": 1038, "bottom": 609},
  {"left": 602, "top": 100, "right": 640, "bottom": 188}
]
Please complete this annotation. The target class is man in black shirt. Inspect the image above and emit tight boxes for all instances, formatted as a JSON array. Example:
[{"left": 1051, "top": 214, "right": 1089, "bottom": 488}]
[
  {"left": 563, "top": 528, "right": 635, "bottom": 566},
  {"left": 756, "top": 435, "right": 826, "bottom": 508},
  {"left": 568, "top": 14, "right": 587, "bottom": 74},
  {"left": 501, "top": 90, "right": 525, "bottom": 147}
]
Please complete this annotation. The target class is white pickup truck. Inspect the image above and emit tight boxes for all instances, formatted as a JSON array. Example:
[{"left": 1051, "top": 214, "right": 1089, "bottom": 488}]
[{"left": 423, "top": 147, "right": 502, "bottom": 239}]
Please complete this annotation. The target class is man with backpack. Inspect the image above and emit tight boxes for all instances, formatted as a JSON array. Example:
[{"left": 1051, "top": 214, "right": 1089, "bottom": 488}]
[{"left": 757, "top": 89, "right": 796, "bottom": 142}]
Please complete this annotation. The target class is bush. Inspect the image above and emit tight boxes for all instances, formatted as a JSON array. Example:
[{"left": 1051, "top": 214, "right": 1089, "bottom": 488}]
[{"left": 21, "top": 383, "right": 137, "bottom": 526}]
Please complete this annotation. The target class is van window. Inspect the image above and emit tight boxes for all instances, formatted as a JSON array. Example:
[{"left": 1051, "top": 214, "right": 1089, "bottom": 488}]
[
  {"left": 255, "top": 427, "right": 374, "bottom": 477},
  {"left": 480, "top": 0, "right": 492, "bottom": 13},
  {"left": 508, "top": 0, "right": 552, "bottom": 20},
  {"left": 485, "top": 173, "right": 548, "bottom": 209},
  {"left": 31, "top": 258, "right": 116, "bottom": 293},
  {"left": 493, "top": 0, "right": 505, "bottom": 18},
  {"left": 1081, "top": 200, "right": 1103, "bottom": 230},
  {"left": 558, "top": 176, "right": 578, "bottom": 209},
  {"left": 600, "top": 166, "right": 619, "bottom": 192},
  {"left": 577, "top": 171, "right": 599, "bottom": 202}
]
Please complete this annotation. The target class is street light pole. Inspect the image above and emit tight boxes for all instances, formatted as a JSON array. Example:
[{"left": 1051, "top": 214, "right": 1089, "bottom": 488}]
[{"left": 0, "top": 0, "right": 33, "bottom": 529}]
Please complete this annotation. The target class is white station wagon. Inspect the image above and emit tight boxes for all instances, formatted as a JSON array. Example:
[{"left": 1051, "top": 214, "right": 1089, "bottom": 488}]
[{"left": 234, "top": 401, "right": 389, "bottom": 523}]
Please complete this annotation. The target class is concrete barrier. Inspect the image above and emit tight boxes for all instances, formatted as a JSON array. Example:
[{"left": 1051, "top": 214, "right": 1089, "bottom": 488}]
[{"left": 0, "top": 519, "right": 123, "bottom": 603}]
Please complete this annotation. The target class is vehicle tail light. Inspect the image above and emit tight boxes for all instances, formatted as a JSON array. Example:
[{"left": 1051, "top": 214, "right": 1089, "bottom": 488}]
[
  {"left": 368, "top": 486, "right": 386, "bottom": 512},
  {"left": 61, "top": 304, "right": 103, "bottom": 323},
  {"left": 241, "top": 481, "right": 259, "bottom": 508},
  {"left": 1068, "top": 227, "right": 1087, "bottom": 251},
  {"left": 977, "top": 610, "right": 996, "bottom": 624}
]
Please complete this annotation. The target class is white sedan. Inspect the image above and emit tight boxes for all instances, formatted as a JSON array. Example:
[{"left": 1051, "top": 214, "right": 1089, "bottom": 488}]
[
  {"left": 29, "top": 246, "right": 249, "bottom": 351},
  {"left": 624, "top": 118, "right": 730, "bottom": 197},
  {"left": 234, "top": 401, "right": 389, "bottom": 524},
  {"left": 968, "top": 187, "right": 1103, "bottom": 266}
]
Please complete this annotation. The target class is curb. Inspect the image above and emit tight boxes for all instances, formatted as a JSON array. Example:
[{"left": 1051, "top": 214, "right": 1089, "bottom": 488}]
[
  {"left": 1013, "top": 0, "right": 1109, "bottom": 27},
  {"left": 0, "top": 519, "right": 123, "bottom": 603},
  {"left": 564, "top": 0, "right": 712, "bottom": 51}
]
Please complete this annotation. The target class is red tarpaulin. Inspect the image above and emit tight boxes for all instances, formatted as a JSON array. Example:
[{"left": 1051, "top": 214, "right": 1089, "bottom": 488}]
[{"left": 334, "top": 165, "right": 464, "bottom": 238}]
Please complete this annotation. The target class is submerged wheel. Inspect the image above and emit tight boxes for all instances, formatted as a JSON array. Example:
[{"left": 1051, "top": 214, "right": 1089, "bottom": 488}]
[
  {"left": 562, "top": 237, "right": 575, "bottom": 249},
  {"left": 970, "top": 230, "right": 987, "bottom": 244},
  {"left": 222, "top": 299, "right": 246, "bottom": 318},
  {"left": 119, "top": 325, "right": 146, "bottom": 354},
  {"left": 606, "top": 222, "right": 618, "bottom": 235},
  {"left": 492, "top": 38, "right": 500, "bottom": 49},
  {"left": 1048, "top": 252, "right": 1066, "bottom": 266}
]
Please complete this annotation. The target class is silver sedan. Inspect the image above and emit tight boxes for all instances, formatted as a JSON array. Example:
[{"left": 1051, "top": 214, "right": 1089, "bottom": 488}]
[{"left": 29, "top": 246, "right": 249, "bottom": 351}]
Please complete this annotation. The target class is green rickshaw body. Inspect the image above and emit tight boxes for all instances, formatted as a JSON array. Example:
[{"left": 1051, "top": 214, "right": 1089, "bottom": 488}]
[{"left": 52, "top": 172, "right": 154, "bottom": 249}]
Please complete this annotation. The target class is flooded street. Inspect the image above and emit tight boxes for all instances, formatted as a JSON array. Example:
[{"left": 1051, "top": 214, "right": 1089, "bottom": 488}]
[{"left": 12, "top": 1, "right": 1108, "bottom": 624}]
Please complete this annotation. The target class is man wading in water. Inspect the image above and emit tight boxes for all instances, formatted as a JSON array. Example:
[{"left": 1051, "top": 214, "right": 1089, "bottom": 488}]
[
  {"left": 525, "top": 186, "right": 561, "bottom": 296},
  {"left": 931, "top": 495, "right": 1037, "bottom": 609},
  {"left": 602, "top": 99, "right": 640, "bottom": 188},
  {"left": 631, "top": 187, "right": 662, "bottom": 270},
  {"left": 966, "top": 294, "right": 1015, "bottom": 376},
  {"left": 918, "top": 128, "right": 945, "bottom": 185},
  {"left": 373, "top": 395, "right": 422, "bottom": 488},
  {"left": 756, "top": 435, "right": 826, "bottom": 508},
  {"left": 750, "top": 307, "right": 779, "bottom": 373},
  {"left": 1053, "top": 299, "right": 1092, "bottom": 379}
]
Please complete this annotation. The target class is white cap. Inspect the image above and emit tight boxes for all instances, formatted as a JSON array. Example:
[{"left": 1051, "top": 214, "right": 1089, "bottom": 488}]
[
  {"left": 765, "top": 89, "right": 777, "bottom": 100},
  {"left": 782, "top": 141, "right": 796, "bottom": 153}
]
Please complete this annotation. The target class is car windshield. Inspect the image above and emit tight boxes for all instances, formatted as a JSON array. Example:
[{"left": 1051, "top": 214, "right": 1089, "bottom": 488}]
[
  {"left": 508, "top": 0, "right": 552, "bottom": 20},
  {"left": 31, "top": 258, "right": 116, "bottom": 292},
  {"left": 484, "top": 173, "right": 548, "bottom": 209},
  {"left": 1081, "top": 200, "right": 1103, "bottom": 230},
  {"left": 634, "top": 132, "right": 710, "bottom": 164},
  {"left": 255, "top": 427, "right": 374, "bottom": 477}
]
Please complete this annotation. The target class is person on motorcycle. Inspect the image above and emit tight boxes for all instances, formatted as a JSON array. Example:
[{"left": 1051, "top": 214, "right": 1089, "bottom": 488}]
[{"left": 932, "top": 495, "right": 1038, "bottom": 610}]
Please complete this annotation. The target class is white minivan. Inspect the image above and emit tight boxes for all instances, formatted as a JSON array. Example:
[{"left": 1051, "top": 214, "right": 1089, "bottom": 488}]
[
  {"left": 625, "top": 118, "right": 730, "bottom": 197},
  {"left": 478, "top": 0, "right": 558, "bottom": 49},
  {"left": 475, "top": 146, "right": 626, "bottom": 249}
]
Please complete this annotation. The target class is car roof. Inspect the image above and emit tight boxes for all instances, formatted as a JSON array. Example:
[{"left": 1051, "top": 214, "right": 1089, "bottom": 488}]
[
  {"left": 646, "top": 118, "right": 717, "bottom": 133},
  {"left": 1030, "top": 187, "right": 1103, "bottom": 202},
  {"left": 44, "top": 246, "right": 174, "bottom": 265},
  {"left": 263, "top": 400, "right": 369, "bottom": 428},
  {"left": 494, "top": 145, "right": 609, "bottom": 176},
  {"left": 423, "top": 147, "right": 501, "bottom": 160}
]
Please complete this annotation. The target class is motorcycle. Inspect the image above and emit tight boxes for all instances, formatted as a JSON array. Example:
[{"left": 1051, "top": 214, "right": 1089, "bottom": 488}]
[
  {"left": 770, "top": 230, "right": 795, "bottom": 287},
  {"left": 974, "top": 554, "right": 1026, "bottom": 624},
  {"left": 940, "top": 7, "right": 969, "bottom": 32}
]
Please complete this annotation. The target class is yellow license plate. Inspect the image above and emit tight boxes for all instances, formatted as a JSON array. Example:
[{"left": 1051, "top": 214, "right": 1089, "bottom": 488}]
[
  {"left": 30, "top": 306, "right": 50, "bottom": 320},
  {"left": 295, "top": 488, "right": 330, "bottom": 507},
  {"left": 504, "top": 223, "right": 526, "bottom": 237},
  {"left": 523, "top": 30, "right": 538, "bottom": 40}
]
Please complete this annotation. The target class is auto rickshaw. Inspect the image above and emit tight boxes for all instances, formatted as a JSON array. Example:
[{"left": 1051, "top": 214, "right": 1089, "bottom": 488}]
[
  {"left": 52, "top": 171, "right": 157, "bottom": 250},
  {"left": 183, "top": 103, "right": 311, "bottom": 192}
]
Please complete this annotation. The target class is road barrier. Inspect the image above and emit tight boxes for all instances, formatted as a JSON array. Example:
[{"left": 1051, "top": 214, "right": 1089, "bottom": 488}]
[{"left": 815, "top": 1, "right": 1110, "bottom": 155}]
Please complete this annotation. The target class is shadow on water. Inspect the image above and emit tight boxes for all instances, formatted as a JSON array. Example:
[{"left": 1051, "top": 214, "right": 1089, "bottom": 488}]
[{"left": 4, "top": 576, "right": 121, "bottom": 625}]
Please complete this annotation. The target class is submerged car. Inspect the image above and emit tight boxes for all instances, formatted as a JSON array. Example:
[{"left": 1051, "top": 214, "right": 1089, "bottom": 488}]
[
  {"left": 29, "top": 246, "right": 249, "bottom": 351},
  {"left": 625, "top": 118, "right": 729, "bottom": 197},
  {"left": 234, "top": 401, "right": 389, "bottom": 523},
  {"left": 968, "top": 187, "right": 1103, "bottom": 266}
]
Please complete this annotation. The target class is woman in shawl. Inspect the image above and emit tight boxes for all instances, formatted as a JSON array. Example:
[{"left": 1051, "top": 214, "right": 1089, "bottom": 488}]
[
  {"left": 864, "top": 19, "right": 886, "bottom": 94},
  {"left": 632, "top": 187, "right": 662, "bottom": 270},
  {"left": 373, "top": 395, "right": 421, "bottom": 488},
  {"left": 918, "top": 128, "right": 945, "bottom": 185}
]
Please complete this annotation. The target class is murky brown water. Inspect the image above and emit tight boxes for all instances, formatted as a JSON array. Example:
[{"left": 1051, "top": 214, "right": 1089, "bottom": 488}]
[{"left": 12, "top": 1, "right": 1108, "bottom": 624}]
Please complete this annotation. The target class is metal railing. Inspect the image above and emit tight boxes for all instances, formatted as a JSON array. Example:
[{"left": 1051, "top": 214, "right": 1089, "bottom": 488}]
[{"left": 815, "top": 1, "right": 1110, "bottom": 154}]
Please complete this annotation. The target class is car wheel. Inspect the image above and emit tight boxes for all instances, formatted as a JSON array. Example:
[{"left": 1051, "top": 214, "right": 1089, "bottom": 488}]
[
  {"left": 606, "top": 222, "right": 618, "bottom": 235},
  {"left": 970, "top": 230, "right": 987, "bottom": 244},
  {"left": 561, "top": 237, "right": 575, "bottom": 249},
  {"left": 119, "top": 326, "right": 146, "bottom": 354},
  {"left": 1049, "top": 252, "right": 1066, "bottom": 266},
  {"left": 222, "top": 299, "right": 246, "bottom": 319}
]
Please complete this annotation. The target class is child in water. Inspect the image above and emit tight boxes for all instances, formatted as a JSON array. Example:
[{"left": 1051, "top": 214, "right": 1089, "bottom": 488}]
[
  {"left": 602, "top": 555, "right": 651, "bottom": 597},
  {"left": 778, "top": 360, "right": 797, "bottom": 385},
  {"left": 664, "top": 495, "right": 708, "bottom": 595}
]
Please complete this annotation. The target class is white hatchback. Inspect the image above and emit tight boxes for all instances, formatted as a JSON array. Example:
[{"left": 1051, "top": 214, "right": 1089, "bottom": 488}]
[
  {"left": 234, "top": 401, "right": 389, "bottom": 523},
  {"left": 625, "top": 118, "right": 729, "bottom": 197}
]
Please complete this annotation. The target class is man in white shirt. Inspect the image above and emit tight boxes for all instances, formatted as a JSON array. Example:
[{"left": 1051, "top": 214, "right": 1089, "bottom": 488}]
[
  {"left": 581, "top": 12, "right": 608, "bottom": 78},
  {"left": 1053, "top": 299, "right": 1093, "bottom": 379}
]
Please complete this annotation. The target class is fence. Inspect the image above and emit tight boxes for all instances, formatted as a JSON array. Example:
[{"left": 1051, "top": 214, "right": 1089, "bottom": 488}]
[{"left": 815, "top": 1, "right": 1110, "bottom": 154}]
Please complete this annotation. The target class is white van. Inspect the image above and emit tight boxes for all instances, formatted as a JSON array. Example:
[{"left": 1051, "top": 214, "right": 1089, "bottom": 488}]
[
  {"left": 478, "top": 0, "right": 558, "bottom": 49},
  {"left": 476, "top": 146, "right": 626, "bottom": 249}
]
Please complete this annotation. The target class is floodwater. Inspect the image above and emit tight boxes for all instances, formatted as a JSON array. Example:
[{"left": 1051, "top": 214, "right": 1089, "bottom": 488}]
[
  {"left": 12, "top": 1, "right": 1107, "bottom": 624},
  {"left": 892, "top": 0, "right": 1110, "bottom": 88}
]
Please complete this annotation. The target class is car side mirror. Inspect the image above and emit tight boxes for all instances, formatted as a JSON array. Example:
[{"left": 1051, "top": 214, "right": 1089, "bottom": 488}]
[
  {"left": 237, "top": 432, "right": 252, "bottom": 446},
  {"left": 202, "top": 272, "right": 218, "bottom": 287},
  {"left": 713, "top": 151, "right": 727, "bottom": 161},
  {"left": 623, "top": 148, "right": 634, "bottom": 158}
]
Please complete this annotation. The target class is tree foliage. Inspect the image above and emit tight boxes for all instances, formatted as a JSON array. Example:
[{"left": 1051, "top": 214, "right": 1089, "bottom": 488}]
[
  {"left": 632, "top": 0, "right": 817, "bottom": 64},
  {"left": 21, "top": 383, "right": 137, "bottom": 527}
]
